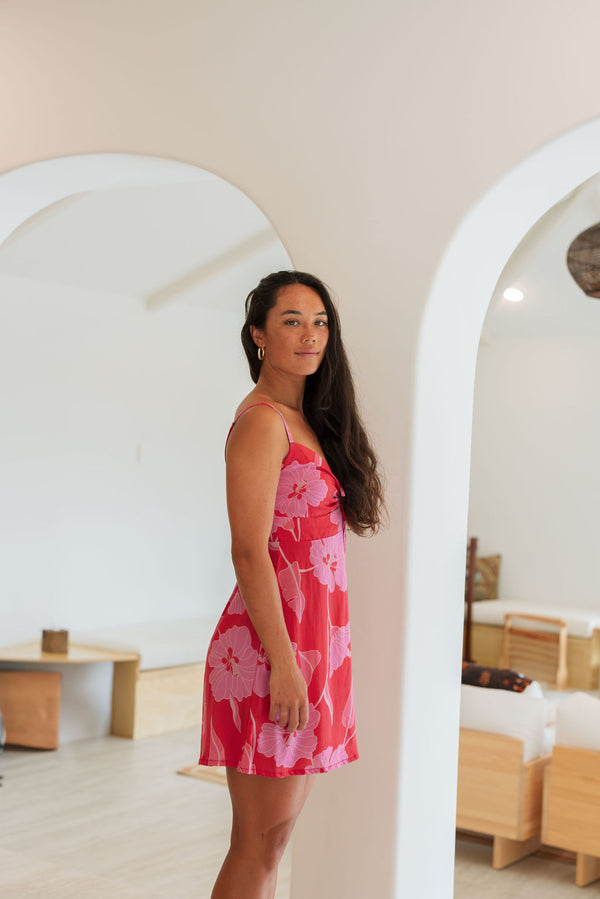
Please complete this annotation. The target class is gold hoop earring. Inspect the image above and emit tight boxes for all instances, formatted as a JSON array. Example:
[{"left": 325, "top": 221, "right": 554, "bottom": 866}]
[{"left": 257, "top": 346, "right": 265, "bottom": 361}]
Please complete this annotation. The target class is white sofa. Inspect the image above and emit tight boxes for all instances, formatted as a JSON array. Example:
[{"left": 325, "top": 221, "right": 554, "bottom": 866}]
[
  {"left": 457, "top": 681, "right": 554, "bottom": 869},
  {"left": 543, "top": 692, "right": 600, "bottom": 886}
]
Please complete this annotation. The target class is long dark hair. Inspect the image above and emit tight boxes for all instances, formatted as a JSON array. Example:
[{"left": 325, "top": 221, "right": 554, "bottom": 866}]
[{"left": 241, "top": 270, "right": 385, "bottom": 536}]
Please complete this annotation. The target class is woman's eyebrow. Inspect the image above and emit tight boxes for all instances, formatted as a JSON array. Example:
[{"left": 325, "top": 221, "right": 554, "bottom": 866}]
[{"left": 280, "top": 309, "right": 328, "bottom": 316}]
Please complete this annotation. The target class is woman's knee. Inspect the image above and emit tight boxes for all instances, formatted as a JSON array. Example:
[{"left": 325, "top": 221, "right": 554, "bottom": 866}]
[
  {"left": 262, "top": 816, "right": 296, "bottom": 868},
  {"left": 234, "top": 815, "right": 297, "bottom": 871}
]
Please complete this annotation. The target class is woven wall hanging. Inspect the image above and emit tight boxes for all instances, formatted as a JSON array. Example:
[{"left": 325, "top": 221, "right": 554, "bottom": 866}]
[{"left": 567, "top": 223, "right": 600, "bottom": 298}]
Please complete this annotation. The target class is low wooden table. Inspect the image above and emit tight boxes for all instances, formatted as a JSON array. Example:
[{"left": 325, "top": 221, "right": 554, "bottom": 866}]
[{"left": 0, "top": 643, "right": 140, "bottom": 748}]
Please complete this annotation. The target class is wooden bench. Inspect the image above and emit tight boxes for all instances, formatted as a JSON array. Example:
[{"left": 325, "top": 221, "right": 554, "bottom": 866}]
[
  {"left": 543, "top": 745, "right": 600, "bottom": 886},
  {"left": 0, "top": 644, "right": 139, "bottom": 748},
  {"left": 470, "top": 600, "right": 600, "bottom": 690},
  {"left": 72, "top": 618, "right": 216, "bottom": 739},
  {"left": 542, "top": 692, "right": 600, "bottom": 886},
  {"left": 0, "top": 618, "right": 216, "bottom": 743},
  {"left": 500, "top": 613, "right": 569, "bottom": 690},
  {"left": 457, "top": 728, "right": 551, "bottom": 869},
  {"left": 0, "top": 670, "right": 62, "bottom": 749}
]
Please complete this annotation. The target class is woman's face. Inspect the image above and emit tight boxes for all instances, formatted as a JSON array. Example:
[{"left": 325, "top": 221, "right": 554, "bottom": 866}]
[{"left": 251, "top": 283, "right": 329, "bottom": 377}]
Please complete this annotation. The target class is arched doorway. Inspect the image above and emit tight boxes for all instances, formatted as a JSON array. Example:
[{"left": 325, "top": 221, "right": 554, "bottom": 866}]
[
  {"left": 398, "top": 116, "right": 600, "bottom": 896},
  {"left": 0, "top": 151, "right": 291, "bottom": 727}
]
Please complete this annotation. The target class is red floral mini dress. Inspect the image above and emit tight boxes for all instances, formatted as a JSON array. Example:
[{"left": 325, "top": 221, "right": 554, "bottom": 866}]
[{"left": 199, "top": 403, "right": 358, "bottom": 777}]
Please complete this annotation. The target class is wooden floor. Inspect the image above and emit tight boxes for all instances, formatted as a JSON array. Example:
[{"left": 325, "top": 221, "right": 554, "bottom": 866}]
[
  {"left": 1, "top": 729, "right": 591, "bottom": 898},
  {"left": 455, "top": 838, "right": 591, "bottom": 898},
  {"left": 0, "top": 727, "right": 291, "bottom": 898}
]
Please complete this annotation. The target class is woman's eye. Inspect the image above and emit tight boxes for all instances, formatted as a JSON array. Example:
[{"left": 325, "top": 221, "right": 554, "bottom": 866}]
[
  {"left": 284, "top": 319, "right": 299, "bottom": 326},
  {"left": 315, "top": 320, "right": 328, "bottom": 327}
]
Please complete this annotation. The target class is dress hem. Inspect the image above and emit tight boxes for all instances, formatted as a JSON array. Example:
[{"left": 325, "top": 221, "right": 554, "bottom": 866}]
[{"left": 197, "top": 751, "right": 359, "bottom": 778}]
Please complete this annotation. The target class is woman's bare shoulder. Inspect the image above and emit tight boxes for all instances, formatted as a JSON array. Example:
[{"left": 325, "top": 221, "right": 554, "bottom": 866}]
[
  {"left": 234, "top": 390, "right": 277, "bottom": 418},
  {"left": 228, "top": 393, "right": 288, "bottom": 459}
]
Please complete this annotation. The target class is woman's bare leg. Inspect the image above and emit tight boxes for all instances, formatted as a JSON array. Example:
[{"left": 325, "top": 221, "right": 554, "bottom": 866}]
[{"left": 211, "top": 767, "right": 314, "bottom": 899}]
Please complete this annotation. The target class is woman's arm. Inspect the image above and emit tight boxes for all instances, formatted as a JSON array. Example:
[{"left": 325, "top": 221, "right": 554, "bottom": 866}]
[{"left": 226, "top": 405, "right": 308, "bottom": 733}]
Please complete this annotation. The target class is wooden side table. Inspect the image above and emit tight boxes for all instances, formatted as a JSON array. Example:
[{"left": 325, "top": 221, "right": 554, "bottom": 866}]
[{"left": 0, "top": 643, "right": 140, "bottom": 748}]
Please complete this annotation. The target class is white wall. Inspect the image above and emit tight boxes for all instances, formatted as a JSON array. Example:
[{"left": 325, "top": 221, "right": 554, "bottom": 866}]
[
  {"left": 0, "top": 273, "right": 248, "bottom": 646},
  {"left": 469, "top": 337, "right": 600, "bottom": 607},
  {"left": 6, "top": 2, "right": 600, "bottom": 897}
]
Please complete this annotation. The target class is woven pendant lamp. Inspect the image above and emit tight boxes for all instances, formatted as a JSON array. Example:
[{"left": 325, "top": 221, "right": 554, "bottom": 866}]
[{"left": 567, "top": 223, "right": 600, "bottom": 298}]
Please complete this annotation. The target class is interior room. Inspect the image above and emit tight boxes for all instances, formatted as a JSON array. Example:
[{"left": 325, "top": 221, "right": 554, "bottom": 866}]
[
  {"left": 0, "top": 158, "right": 298, "bottom": 895},
  {"left": 5, "top": 3, "right": 600, "bottom": 898},
  {"left": 456, "top": 172, "right": 600, "bottom": 894},
  {"left": 0, "top": 161, "right": 296, "bottom": 708}
]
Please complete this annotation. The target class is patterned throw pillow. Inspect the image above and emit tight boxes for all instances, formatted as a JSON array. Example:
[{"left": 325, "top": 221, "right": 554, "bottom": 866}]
[
  {"left": 465, "top": 551, "right": 501, "bottom": 601},
  {"left": 461, "top": 662, "right": 532, "bottom": 693}
]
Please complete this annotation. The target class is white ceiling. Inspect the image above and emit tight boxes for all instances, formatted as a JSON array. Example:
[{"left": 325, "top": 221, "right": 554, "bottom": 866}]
[
  {"left": 482, "top": 171, "right": 600, "bottom": 341},
  {"left": 0, "top": 175, "right": 292, "bottom": 317},
  {"left": 3, "top": 166, "right": 600, "bottom": 341}
]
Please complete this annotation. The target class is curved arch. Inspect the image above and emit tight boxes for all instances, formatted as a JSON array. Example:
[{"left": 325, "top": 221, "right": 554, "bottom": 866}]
[
  {"left": 0, "top": 150, "right": 295, "bottom": 723},
  {"left": 0, "top": 153, "right": 294, "bottom": 262},
  {"left": 398, "top": 116, "right": 600, "bottom": 894}
]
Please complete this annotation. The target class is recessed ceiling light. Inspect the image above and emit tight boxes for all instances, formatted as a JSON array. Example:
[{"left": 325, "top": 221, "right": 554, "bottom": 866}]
[{"left": 502, "top": 287, "right": 524, "bottom": 302}]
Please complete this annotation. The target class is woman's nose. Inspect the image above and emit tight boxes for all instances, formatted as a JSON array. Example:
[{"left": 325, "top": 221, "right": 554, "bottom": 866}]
[{"left": 302, "top": 326, "right": 317, "bottom": 342}]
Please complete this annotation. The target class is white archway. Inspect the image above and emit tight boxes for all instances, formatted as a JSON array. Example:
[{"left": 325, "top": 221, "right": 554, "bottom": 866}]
[
  {"left": 5, "top": 137, "right": 600, "bottom": 896},
  {"left": 397, "top": 116, "right": 600, "bottom": 896},
  {"left": 0, "top": 152, "right": 292, "bottom": 250}
]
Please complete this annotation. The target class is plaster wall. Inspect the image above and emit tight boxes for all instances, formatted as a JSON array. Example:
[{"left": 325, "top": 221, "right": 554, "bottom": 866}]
[
  {"left": 469, "top": 337, "right": 600, "bottom": 606},
  {"left": 4, "top": 2, "right": 600, "bottom": 897},
  {"left": 0, "top": 276, "right": 244, "bottom": 645}
]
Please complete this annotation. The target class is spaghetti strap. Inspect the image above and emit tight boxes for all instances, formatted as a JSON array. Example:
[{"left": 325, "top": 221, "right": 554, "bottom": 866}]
[{"left": 224, "top": 402, "right": 294, "bottom": 459}]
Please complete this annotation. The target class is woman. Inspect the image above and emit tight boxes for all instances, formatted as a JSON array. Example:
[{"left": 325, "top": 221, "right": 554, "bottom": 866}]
[{"left": 199, "top": 270, "right": 384, "bottom": 899}]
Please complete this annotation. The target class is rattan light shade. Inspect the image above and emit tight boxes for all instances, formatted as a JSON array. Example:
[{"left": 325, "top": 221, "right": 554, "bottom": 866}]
[{"left": 567, "top": 223, "right": 600, "bottom": 298}]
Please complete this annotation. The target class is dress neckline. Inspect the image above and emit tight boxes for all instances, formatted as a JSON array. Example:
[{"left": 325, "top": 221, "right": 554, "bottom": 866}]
[
  {"left": 284, "top": 441, "right": 342, "bottom": 492},
  {"left": 227, "top": 401, "right": 341, "bottom": 488}
]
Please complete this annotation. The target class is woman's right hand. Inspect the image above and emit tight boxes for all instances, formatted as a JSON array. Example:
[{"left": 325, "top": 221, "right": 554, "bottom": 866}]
[{"left": 268, "top": 659, "right": 309, "bottom": 733}]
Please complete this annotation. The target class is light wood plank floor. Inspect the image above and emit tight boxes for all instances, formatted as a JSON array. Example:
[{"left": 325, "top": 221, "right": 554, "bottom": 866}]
[
  {"left": 2, "top": 729, "right": 593, "bottom": 898},
  {"left": 0, "top": 727, "right": 291, "bottom": 898},
  {"left": 455, "top": 838, "right": 595, "bottom": 898}
]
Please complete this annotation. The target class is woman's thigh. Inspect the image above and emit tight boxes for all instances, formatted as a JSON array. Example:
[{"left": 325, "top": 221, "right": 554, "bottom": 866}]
[{"left": 227, "top": 767, "right": 314, "bottom": 855}]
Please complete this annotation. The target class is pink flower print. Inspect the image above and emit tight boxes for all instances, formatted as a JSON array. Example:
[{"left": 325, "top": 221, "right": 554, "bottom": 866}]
[
  {"left": 342, "top": 683, "right": 355, "bottom": 729},
  {"left": 230, "top": 697, "right": 242, "bottom": 731},
  {"left": 253, "top": 646, "right": 271, "bottom": 697},
  {"left": 257, "top": 704, "right": 320, "bottom": 768},
  {"left": 239, "top": 712, "right": 257, "bottom": 773},
  {"left": 308, "top": 745, "right": 348, "bottom": 772},
  {"left": 227, "top": 587, "right": 245, "bottom": 616},
  {"left": 276, "top": 461, "right": 328, "bottom": 517},
  {"left": 272, "top": 515, "right": 295, "bottom": 536},
  {"left": 329, "top": 504, "right": 344, "bottom": 530},
  {"left": 208, "top": 721, "right": 225, "bottom": 766},
  {"left": 208, "top": 625, "right": 258, "bottom": 702},
  {"left": 296, "top": 648, "right": 321, "bottom": 687},
  {"left": 278, "top": 562, "right": 306, "bottom": 622},
  {"left": 239, "top": 739, "right": 256, "bottom": 774},
  {"left": 329, "top": 623, "right": 351, "bottom": 676},
  {"left": 309, "top": 532, "right": 347, "bottom": 592}
]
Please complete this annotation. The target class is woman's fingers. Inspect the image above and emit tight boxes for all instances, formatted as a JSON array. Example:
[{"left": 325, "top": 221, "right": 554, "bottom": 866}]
[
  {"left": 269, "top": 700, "right": 308, "bottom": 733},
  {"left": 268, "top": 664, "right": 308, "bottom": 731},
  {"left": 297, "top": 700, "right": 309, "bottom": 732},
  {"left": 287, "top": 704, "right": 300, "bottom": 734}
]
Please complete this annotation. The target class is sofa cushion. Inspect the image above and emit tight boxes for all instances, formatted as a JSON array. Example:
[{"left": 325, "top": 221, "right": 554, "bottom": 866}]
[
  {"left": 460, "top": 683, "right": 547, "bottom": 761},
  {"left": 555, "top": 691, "right": 600, "bottom": 751}
]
